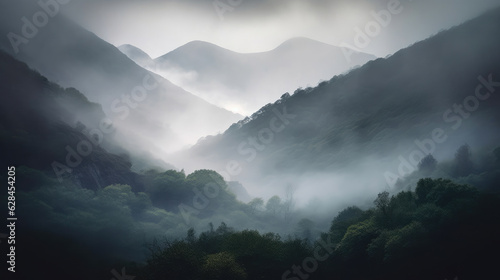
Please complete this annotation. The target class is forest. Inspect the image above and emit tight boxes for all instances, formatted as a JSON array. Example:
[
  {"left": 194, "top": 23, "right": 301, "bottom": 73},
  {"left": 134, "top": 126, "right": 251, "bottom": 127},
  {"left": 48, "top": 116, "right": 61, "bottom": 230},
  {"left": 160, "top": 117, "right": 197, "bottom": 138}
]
[
  {"left": 3, "top": 142, "right": 499, "bottom": 279},
  {"left": 139, "top": 176, "right": 500, "bottom": 280},
  {"left": 1, "top": 4, "right": 500, "bottom": 280}
]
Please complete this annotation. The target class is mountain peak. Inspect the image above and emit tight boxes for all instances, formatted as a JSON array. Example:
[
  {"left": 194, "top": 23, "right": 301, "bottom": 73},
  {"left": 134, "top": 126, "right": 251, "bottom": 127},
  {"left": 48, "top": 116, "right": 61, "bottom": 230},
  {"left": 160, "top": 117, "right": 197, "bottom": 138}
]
[
  {"left": 118, "top": 44, "right": 152, "bottom": 61},
  {"left": 158, "top": 40, "right": 237, "bottom": 59},
  {"left": 275, "top": 37, "right": 333, "bottom": 51}
]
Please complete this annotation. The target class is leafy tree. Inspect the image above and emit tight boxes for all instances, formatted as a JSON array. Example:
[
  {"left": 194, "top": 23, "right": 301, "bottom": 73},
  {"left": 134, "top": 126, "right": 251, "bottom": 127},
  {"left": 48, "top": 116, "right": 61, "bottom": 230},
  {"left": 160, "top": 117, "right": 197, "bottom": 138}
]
[
  {"left": 185, "top": 169, "right": 227, "bottom": 190},
  {"left": 418, "top": 154, "right": 437, "bottom": 173},
  {"left": 266, "top": 195, "right": 282, "bottom": 215},
  {"left": 384, "top": 221, "right": 427, "bottom": 263},
  {"left": 374, "top": 191, "right": 392, "bottom": 227},
  {"left": 222, "top": 230, "right": 283, "bottom": 279},
  {"left": 329, "top": 206, "right": 366, "bottom": 244},
  {"left": 97, "top": 184, "right": 137, "bottom": 215},
  {"left": 415, "top": 178, "right": 476, "bottom": 207},
  {"left": 196, "top": 223, "right": 229, "bottom": 255},
  {"left": 215, "top": 222, "right": 233, "bottom": 235},
  {"left": 145, "top": 239, "right": 203, "bottom": 280},
  {"left": 223, "top": 230, "right": 281, "bottom": 258},
  {"left": 331, "top": 206, "right": 365, "bottom": 224},
  {"left": 374, "top": 191, "right": 390, "bottom": 215},
  {"left": 415, "top": 178, "right": 435, "bottom": 204},
  {"left": 247, "top": 197, "right": 264, "bottom": 214},
  {"left": 389, "top": 191, "right": 417, "bottom": 227},
  {"left": 337, "top": 220, "right": 378, "bottom": 261},
  {"left": 425, "top": 180, "right": 477, "bottom": 207},
  {"left": 413, "top": 203, "right": 445, "bottom": 230},
  {"left": 130, "top": 192, "right": 153, "bottom": 215},
  {"left": 366, "top": 230, "right": 390, "bottom": 263},
  {"left": 145, "top": 169, "right": 188, "bottom": 209},
  {"left": 202, "top": 252, "right": 247, "bottom": 280}
]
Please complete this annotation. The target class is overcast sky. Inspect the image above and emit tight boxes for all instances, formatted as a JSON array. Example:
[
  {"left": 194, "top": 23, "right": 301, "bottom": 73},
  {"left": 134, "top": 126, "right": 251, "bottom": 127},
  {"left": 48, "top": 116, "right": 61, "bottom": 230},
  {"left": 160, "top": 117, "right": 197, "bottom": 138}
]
[{"left": 61, "top": 0, "right": 500, "bottom": 58}]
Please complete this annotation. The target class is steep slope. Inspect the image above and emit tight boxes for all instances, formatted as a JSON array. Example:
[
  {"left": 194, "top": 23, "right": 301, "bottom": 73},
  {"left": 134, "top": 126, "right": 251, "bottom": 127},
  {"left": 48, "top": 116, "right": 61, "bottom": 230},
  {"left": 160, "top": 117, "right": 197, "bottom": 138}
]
[
  {"left": 0, "top": 50, "right": 266, "bottom": 280},
  {"left": 0, "top": 3, "right": 241, "bottom": 155},
  {"left": 153, "top": 38, "right": 376, "bottom": 114},
  {"left": 118, "top": 44, "right": 156, "bottom": 69},
  {"left": 183, "top": 8, "right": 500, "bottom": 195},
  {"left": 0, "top": 50, "right": 145, "bottom": 191}
]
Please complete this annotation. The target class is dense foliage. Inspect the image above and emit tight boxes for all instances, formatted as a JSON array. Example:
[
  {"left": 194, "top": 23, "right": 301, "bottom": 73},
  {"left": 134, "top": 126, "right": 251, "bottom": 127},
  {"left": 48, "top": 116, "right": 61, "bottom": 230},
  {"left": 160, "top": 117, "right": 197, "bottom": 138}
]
[
  {"left": 132, "top": 177, "right": 500, "bottom": 280},
  {"left": 2, "top": 8, "right": 500, "bottom": 280}
]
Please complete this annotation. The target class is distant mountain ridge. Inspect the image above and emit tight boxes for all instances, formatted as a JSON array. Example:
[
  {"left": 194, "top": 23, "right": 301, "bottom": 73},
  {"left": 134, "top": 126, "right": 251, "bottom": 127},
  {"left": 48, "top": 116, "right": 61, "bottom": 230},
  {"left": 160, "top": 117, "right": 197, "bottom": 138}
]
[
  {"left": 179, "top": 8, "right": 500, "bottom": 195},
  {"left": 118, "top": 44, "right": 155, "bottom": 69},
  {"left": 123, "top": 37, "right": 376, "bottom": 115},
  {"left": 0, "top": 3, "right": 242, "bottom": 156}
]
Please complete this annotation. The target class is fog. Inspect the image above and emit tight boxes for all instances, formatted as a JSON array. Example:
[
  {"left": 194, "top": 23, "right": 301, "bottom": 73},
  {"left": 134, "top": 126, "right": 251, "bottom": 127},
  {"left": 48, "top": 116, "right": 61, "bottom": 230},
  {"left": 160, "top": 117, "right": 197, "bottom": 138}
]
[
  {"left": 2, "top": 1, "right": 500, "bottom": 279},
  {"left": 64, "top": 0, "right": 500, "bottom": 58},
  {"left": 0, "top": 3, "right": 242, "bottom": 158},
  {"left": 146, "top": 38, "right": 375, "bottom": 115}
]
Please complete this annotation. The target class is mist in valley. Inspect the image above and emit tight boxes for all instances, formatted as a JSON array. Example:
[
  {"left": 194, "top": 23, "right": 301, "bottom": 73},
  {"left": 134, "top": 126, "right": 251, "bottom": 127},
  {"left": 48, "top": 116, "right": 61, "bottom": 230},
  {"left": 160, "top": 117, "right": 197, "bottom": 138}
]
[{"left": 1, "top": 1, "right": 500, "bottom": 279}]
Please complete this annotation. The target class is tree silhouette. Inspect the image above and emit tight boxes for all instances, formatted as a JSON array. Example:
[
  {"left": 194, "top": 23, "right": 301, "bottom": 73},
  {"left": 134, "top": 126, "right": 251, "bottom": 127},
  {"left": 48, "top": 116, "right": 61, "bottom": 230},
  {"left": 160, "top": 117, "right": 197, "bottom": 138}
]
[
  {"left": 454, "top": 144, "right": 474, "bottom": 177},
  {"left": 202, "top": 252, "right": 247, "bottom": 280},
  {"left": 266, "top": 196, "right": 282, "bottom": 215},
  {"left": 374, "top": 191, "right": 390, "bottom": 215},
  {"left": 418, "top": 154, "right": 437, "bottom": 174},
  {"left": 247, "top": 198, "right": 264, "bottom": 214},
  {"left": 374, "top": 191, "right": 391, "bottom": 226}
]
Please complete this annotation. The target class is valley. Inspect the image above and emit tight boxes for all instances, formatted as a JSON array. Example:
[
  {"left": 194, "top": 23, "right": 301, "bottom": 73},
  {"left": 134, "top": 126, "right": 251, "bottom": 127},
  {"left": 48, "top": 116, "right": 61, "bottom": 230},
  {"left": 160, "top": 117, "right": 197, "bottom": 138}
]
[{"left": 1, "top": 1, "right": 500, "bottom": 279}]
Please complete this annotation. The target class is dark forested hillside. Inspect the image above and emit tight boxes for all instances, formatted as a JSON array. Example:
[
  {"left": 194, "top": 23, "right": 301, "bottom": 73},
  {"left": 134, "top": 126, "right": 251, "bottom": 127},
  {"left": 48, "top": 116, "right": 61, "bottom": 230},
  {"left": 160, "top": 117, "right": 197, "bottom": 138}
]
[
  {"left": 137, "top": 178, "right": 500, "bottom": 280},
  {"left": 0, "top": 52, "right": 312, "bottom": 279},
  {"left": 0, "top": 3, "right": 241, "bottom": 154},
  {"left": 1, "top": 2, "right": 500, "bottom": 280},
  {"left": 0, "top": 50, "right": 143, "bottom": 191}
]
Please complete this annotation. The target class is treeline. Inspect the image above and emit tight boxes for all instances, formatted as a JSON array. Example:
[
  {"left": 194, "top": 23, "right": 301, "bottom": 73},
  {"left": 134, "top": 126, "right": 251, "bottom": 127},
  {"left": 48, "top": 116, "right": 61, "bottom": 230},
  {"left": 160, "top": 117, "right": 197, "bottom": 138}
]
[
  {"left": 132, "top": 177, "right": 500, "bottom": 280},
  {"left": 6, "top": 143, "right": 500, "bottom": 279},
  {"left": 6, "top": 167, "right": 303, "bottom": 280},
  {"left": 395, "top": 144, "right": 500, "bottom": 193},
  {"left": 140, "top": 223, "right": 310, "bottom": 280}
]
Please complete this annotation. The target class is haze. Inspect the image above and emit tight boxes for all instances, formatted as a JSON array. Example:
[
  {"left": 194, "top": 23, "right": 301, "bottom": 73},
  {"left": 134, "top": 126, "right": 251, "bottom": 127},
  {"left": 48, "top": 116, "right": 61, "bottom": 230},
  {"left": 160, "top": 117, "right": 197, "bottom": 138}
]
[
  {"left": 1, "top": 1, "right": 500, "bottom": 279},
  {"left": 65, "top": 0, "right": 500, "bottom": 58}
]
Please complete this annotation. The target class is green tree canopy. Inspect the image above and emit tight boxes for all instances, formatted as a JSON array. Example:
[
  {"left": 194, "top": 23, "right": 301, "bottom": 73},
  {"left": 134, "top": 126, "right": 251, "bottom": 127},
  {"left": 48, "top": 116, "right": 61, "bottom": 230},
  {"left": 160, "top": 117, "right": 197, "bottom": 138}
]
[
  {"left": 265, "top": 195, "right": 282, "bottom": 215},
  {"left": 202, "top": 252, "right": 247, "bottom": 280}
]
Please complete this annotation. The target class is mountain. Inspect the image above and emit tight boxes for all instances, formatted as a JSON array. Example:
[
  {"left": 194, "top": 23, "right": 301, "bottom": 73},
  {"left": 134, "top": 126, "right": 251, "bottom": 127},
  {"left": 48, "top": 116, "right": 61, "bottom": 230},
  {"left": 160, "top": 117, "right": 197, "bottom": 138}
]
[
  {"left": 0, "top": 50, "right": 147, "bottom": 191},
  {"left": 0, "top": 50, "right": 267, "bottom": 280},
  {"left": 0, "top": 3, "right": 241, "bottom": 157},
  {"left": 181, "top": 8, "right": 500, "bottom": 197},
  {"left": 152, "top": 37, "right": 376, "bottom": 115},
  {"left": 118, "top": 44, "right": 156, "bottom": 69}
]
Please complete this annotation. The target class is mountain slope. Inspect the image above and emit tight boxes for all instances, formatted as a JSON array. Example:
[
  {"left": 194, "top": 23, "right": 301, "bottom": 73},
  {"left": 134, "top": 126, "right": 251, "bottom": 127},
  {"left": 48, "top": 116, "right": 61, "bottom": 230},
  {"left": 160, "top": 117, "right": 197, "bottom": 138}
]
[
  {"left": 152, "top": 37, "right": 376, "bottom": 114},
  {"left": 0, "top": 50, "right": 146, "bottom": 191},
  {"left": 182, "top": 8, "right": 500, "bottom": 195},
  {"left": 0, "top": 52, "right": 259, "bottom": 280},
  {"left": 118, "top": 44, "right": 156, "bottom": 69},
  {"left": 0, "top": 3, "right": 241, "bottom": 155}
]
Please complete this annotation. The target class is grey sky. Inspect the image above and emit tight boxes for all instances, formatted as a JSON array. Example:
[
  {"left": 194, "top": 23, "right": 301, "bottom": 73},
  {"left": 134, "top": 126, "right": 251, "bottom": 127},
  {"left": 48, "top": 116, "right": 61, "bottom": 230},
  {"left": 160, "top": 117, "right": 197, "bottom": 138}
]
[{"left": 62, "top": 0, "right": 500, "bottom": 58}]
